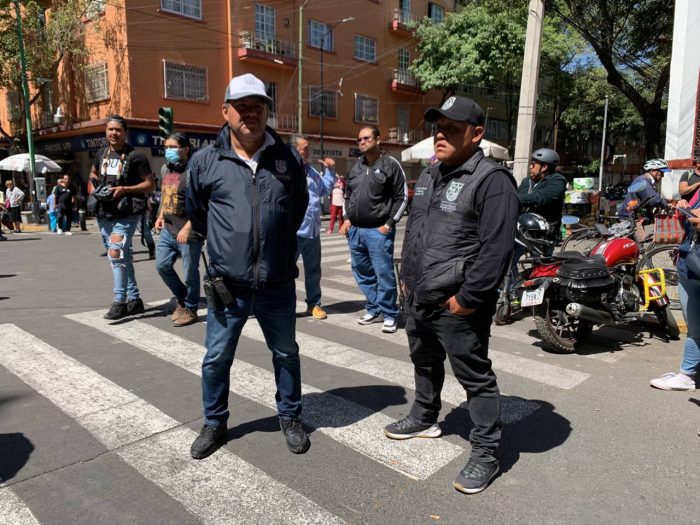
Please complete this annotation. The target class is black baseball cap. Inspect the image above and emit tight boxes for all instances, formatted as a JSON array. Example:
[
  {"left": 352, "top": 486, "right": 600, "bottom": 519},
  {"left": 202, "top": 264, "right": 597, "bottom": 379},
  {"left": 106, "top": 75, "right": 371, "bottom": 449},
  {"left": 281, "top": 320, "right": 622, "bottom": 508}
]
[{"left": 424, "top": 96, "right": 485, "bottom": 126}]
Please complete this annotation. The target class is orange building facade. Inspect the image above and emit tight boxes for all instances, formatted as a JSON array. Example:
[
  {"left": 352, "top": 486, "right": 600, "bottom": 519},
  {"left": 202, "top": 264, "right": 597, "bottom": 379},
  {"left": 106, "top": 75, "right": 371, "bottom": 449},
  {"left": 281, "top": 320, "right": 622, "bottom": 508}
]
[{"left": 1, "top": 0, "right": 454, "bottom": 187}]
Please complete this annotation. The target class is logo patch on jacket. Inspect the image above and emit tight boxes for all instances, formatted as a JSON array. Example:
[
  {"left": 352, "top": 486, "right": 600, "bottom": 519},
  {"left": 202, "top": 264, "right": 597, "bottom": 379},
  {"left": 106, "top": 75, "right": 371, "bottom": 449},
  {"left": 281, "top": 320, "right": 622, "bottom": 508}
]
[
  {"left": 276, "top": 160, "right": 287, "bottom": 173},
  {"left": 445, "top": 181, "right": 465, "bottom": 202}
]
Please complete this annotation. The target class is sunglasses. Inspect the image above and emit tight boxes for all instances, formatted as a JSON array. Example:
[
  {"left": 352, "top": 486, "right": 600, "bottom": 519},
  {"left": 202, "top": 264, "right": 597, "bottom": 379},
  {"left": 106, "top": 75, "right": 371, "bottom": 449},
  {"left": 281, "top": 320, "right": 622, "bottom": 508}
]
[{"left": 356, "top": 136, "right": 374, "bottom": 144}]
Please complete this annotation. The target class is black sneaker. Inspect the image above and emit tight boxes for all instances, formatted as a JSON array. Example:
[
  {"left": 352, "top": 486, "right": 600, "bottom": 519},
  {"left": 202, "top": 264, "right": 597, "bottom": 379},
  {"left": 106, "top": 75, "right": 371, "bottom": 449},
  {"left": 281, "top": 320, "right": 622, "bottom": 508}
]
[
  {"left": 103, "top": 302, "right": 127, "bottom": 320},
  {"left": 384, "top": 415, "right": 442, "bottom": 440},
  {"left": 126, "top": 298, "right": 145, "bottom": 316},
  {"left": 190, "top": 424, "right": 227, "bottom": 459},
  {"left": 280, "top": 418, "right": 310, "bottom": 454},
  {"left": 453, "top": 458, "right": 500, "bottom": 494}
]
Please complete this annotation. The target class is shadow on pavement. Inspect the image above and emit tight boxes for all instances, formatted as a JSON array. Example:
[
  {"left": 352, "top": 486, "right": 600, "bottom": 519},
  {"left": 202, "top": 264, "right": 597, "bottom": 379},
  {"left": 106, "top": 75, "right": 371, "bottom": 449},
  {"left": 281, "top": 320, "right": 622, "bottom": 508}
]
[
  {"left": 441, "top": 396, "right": 571, "bottom": 474},
  {"left": 0, "top": 274, "right": 17, "bottom": 278},
  {"left": 2, "top": 237, "right": 41, "bottom": 242},
  {"left": 0, "top": 433, "right": 34, "bottom": 484}
]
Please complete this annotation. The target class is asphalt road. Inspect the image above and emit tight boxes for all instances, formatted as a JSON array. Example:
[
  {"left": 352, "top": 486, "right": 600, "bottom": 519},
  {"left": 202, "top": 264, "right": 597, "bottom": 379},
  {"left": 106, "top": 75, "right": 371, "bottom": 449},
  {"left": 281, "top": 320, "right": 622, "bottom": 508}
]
[{"left": 0, "top": 226, "right": 697, "bottom": 524}]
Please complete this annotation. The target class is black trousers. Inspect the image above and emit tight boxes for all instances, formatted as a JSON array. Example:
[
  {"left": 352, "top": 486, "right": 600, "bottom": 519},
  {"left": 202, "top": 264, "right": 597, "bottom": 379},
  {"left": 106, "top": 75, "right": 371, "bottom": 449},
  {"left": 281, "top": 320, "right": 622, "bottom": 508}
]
[
  {"left": 56, "top": 207, "right": 73, "bottom": 232},
  {"left": 406, "top": 299, "right": 501, "bottom": 462}
]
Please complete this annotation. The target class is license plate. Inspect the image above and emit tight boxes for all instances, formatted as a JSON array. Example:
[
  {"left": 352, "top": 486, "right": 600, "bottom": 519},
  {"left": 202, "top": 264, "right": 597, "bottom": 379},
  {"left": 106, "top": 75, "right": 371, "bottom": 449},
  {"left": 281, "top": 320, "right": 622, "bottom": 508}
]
[{"left": 521, "top": 286, "right": 545, "bottom": 307}]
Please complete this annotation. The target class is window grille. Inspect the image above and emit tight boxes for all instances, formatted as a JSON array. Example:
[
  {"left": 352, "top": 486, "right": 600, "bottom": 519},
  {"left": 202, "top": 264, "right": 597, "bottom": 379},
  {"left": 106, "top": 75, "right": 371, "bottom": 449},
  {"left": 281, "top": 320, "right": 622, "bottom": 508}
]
[
  {"left": 164, "top": 62, "right": 207, "bottom": 102},
  {"left": 308, "top": 87, "right": 337, "bottom": 119},
  {"left": 354, "top": 94, "right": 378, "bottom": 124},
  {"left": 160, "top": 0, "right": 201, "bottom": 20},
  {"left": 85, "top": 62, "right": 109, "bottom": 103},
  {"left": 398, "top": 49, "right": 410, "bottom": 70}
]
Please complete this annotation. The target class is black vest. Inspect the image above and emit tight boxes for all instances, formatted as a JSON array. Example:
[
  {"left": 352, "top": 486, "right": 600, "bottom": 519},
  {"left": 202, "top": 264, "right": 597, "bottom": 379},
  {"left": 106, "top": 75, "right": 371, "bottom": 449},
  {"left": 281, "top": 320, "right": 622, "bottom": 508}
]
[{"left": 402, "top": 150, "right": 514, "bottom": 304}]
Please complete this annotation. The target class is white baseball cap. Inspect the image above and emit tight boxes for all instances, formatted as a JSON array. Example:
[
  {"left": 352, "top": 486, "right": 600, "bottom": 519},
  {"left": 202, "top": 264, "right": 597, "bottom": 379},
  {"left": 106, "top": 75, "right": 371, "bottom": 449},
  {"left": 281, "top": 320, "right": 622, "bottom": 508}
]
[{"left": 224, "top": 73, "right": 272, "bottom": 103}]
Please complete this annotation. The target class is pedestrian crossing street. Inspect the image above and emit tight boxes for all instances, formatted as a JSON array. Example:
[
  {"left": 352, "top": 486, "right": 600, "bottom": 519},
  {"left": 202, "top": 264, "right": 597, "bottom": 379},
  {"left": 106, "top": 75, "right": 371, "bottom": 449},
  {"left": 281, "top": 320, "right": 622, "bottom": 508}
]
[{"left": 1, "top": 229, "right": 639, "bottom": 524}]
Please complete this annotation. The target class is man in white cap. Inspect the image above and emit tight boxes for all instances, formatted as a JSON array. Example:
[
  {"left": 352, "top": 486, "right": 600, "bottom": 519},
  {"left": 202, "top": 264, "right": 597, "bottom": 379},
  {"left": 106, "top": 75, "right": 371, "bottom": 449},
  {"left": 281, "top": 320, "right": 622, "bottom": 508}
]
[{"left": 187, "top": 73, "right": 310, "bottom": 459}]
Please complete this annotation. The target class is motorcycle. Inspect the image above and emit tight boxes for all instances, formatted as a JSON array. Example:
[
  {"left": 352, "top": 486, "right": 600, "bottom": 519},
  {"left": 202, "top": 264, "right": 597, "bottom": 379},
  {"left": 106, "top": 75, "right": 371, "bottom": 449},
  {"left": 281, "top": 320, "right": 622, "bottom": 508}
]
[{"left": 523, "top": 181, "right": 680, "bottom": 353}]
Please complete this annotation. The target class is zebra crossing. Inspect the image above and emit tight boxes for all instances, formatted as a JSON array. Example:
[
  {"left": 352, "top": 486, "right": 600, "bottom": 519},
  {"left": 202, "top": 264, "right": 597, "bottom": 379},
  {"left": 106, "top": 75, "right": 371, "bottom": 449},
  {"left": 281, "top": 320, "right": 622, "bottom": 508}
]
[{"left": 1, "top": 229, "right": 639, "bottom": 523}]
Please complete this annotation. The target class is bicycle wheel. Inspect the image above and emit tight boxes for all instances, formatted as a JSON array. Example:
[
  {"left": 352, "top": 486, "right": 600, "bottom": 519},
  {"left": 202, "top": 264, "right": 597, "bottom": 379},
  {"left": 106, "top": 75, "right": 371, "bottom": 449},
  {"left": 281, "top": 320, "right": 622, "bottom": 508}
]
[
  {"left": 640, "top": 244, "right": 680, "bottom": 310},
  {"left": 560, "top": 228, "right": 602, "bottom": 254}
]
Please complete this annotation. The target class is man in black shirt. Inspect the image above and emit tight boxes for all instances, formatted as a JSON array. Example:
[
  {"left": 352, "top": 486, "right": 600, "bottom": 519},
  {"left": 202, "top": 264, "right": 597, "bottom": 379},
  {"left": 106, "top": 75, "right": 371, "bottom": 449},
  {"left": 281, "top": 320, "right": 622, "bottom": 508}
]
[
  {"left": 384, "top": 96, "right": 519, "bottom": 494},
  {"left": 54, "top": 174, "right": 75, "bottom": 235},
  {"left": 89, "top": 115, "right": 155, "bottom": 320}
]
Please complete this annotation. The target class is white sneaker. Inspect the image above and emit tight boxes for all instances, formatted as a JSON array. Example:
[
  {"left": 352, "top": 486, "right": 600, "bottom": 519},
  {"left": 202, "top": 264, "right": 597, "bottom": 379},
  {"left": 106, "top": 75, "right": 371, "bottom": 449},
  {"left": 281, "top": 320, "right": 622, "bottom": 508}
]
[
  {"left": 358, "top": 313, "right": 381, "bottom": 325},
  {"left": 56, "top": 229, "right": 63, "bottom": 234},
  {"left": 650, "top": 372, "right": 696, "bottom": 391},
  {"left": 346, "top": 257, "right": 352, "bottom": 263},
  {"left": 382, "top": 319, "right": 398, "bottom": 333},
  {"left": 64, "top": 231, "right": 73, "bottom": 236}
]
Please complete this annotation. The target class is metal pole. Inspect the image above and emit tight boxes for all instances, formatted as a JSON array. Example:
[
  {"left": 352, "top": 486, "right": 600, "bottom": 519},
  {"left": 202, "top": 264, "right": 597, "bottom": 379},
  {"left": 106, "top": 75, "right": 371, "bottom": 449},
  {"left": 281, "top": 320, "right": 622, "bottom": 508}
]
[
  {"left": 598, "top": 95, "right": 609, "bottom": 193},
  {"left": 320, "top": 32, "right": 325, "bottom": 158},
  {"left": 14, "top": 0, "right": 38, "bottom": 223}
]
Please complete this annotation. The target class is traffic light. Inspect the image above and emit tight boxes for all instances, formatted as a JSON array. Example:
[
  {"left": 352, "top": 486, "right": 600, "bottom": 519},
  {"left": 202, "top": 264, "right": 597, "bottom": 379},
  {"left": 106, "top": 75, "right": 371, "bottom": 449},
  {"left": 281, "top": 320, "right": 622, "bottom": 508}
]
[{"left": 158, "top": 107, "right": 174, "bottom": 138}]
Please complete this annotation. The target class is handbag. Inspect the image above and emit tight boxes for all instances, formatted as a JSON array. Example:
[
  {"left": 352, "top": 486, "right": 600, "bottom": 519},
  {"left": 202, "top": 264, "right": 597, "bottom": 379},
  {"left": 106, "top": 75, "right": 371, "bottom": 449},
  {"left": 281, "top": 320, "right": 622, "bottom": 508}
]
[{"left": 654, "top": 214, "right": 684, "bottom": 244}]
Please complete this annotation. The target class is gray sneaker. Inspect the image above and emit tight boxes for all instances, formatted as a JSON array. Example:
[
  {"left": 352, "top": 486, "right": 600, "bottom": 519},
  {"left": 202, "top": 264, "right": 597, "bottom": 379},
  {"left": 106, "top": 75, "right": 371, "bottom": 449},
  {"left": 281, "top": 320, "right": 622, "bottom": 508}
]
[
  {"left": 383, "top": 415, "right": 442, "bottom": 440},
  {"left": 453, "top": 458, "right": 500, "bottom": 494}
]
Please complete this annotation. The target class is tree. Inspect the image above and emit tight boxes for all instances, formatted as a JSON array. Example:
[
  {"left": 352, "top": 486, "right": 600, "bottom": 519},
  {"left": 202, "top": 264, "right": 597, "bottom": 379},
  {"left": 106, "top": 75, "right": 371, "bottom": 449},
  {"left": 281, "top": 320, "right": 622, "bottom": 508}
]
[
  {"left": 552, "top": 0, "right": 673, "bottom": 157},
  {"left": 0, "top": 0, "right": 92, "bottom": 144}
]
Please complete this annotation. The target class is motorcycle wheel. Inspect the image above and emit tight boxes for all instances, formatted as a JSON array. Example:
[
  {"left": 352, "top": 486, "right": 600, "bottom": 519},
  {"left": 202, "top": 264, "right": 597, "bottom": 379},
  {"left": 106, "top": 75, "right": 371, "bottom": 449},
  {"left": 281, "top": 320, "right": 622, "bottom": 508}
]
[
  {"left": 533, "top": 298, "right": 594, "bottom": 354},
  {"left": 653, "top": 306, "right": 681, "bottom": 341}
]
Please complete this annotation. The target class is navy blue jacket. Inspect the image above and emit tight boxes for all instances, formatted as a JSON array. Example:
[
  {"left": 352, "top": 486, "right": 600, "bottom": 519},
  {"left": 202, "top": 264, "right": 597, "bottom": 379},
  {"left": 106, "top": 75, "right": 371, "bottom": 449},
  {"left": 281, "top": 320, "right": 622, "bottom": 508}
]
[{"left": 187, "top": 125, "right": 308, "bottom": 290}]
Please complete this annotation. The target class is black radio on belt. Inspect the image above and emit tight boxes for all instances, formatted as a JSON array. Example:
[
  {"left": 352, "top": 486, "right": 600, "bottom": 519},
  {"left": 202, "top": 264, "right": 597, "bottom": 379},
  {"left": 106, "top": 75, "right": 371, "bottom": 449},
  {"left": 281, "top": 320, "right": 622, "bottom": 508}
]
[{"left": 201, "top": 253, "right": 235, "bottom": 312}]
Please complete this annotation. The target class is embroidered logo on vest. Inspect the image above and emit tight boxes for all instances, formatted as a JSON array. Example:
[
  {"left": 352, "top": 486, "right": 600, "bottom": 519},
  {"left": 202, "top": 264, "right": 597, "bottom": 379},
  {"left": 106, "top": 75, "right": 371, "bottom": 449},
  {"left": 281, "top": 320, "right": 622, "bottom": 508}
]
[
  {"left": 445, "top": 181, "right": 465, "bottom": 202},
  {"left": 276, "top": 160, "right": 287, "bottom": 173}
]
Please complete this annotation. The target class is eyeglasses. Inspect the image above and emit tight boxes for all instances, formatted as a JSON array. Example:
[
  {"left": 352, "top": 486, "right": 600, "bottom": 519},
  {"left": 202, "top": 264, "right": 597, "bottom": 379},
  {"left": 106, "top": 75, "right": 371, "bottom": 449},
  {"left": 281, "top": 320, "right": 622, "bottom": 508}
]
[{"left": 356, "top": 136, "right": 374, "bottom": 144}]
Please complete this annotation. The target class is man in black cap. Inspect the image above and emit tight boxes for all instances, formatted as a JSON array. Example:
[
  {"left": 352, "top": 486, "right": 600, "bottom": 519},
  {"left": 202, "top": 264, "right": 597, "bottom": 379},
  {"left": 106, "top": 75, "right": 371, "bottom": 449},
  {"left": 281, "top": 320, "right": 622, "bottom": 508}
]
[{"left": 384, "top": 96, "right": 519, "bottom": 494}]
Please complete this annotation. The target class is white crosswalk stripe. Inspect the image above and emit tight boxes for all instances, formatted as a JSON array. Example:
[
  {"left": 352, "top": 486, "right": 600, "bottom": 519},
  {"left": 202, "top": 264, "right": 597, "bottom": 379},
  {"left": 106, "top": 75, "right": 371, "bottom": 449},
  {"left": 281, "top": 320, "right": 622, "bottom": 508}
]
[
  {"left": 65, "top": 312, "right": 465, "bottom": 480},
  {"left": 298, "top": 282, "right": 592, "bottom": 389},
  {"left": 0, "top": 324, "right": 344, "bottom": 525},
  {"left": 0, "top": 489, "right": 40, "bottom": 525}
]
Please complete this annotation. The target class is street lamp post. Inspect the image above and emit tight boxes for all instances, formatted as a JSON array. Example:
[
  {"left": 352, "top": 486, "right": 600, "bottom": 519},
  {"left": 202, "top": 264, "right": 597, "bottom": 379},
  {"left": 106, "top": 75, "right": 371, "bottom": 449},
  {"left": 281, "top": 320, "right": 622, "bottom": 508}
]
[
  {"left": 319, "top": 17, "right": 353, "bottom": 158},
  {"left": 13, "top": 0, "right": 39, "bottom": 223}
]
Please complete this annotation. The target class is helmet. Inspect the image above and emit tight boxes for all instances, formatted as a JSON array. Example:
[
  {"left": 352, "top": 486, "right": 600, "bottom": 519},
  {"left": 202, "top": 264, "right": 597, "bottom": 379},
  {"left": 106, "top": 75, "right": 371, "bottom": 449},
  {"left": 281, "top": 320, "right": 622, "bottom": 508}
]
[
  {"left": 531, "top": 148, "right": 560, "bottom": 168},
  {"left": 642, "top": 158, "right": 670, "bottom": 172},
  {"left": 92, "top": 183, "right": 113, "bottom": 201},
  {"left": 516, "top": 213, "right": 553, "bottom": 255}
]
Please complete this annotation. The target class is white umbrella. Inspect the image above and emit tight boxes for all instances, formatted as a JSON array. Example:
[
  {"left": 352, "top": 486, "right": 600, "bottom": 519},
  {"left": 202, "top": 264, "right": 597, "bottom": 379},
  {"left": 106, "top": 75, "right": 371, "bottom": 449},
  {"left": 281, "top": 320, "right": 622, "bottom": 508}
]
[
  {"left": 0, "top": 153, "right": 62, "bottom": 173},
  {"left": 401, "top": 137, "right": 510, "bottom": 162}
]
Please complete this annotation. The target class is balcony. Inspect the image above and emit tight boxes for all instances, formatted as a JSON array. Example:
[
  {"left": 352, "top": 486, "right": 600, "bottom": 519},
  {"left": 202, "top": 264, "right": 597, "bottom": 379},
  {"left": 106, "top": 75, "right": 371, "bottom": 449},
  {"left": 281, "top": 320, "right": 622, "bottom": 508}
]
[
  {"left": 391, "top": 69, "right": 424, "bottom": 94},
  {"left": 389, "top": 8, "right": 415, "bottom": 35},
  {"left": 388, "top": 127, "right": 425, "bottom": 144},
  {"left": 238, "top": 32, "right": 297, "bottom": 68},
  {"left": 267, "top": 113, "right": 298, "bottom": 132}
]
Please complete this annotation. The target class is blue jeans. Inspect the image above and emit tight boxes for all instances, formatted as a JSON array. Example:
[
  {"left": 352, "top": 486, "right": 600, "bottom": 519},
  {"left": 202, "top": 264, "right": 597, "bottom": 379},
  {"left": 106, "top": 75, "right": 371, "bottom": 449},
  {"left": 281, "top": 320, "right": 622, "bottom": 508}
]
[
  {"left": 98, "top": 215, "right": 140, "bottom": 303},
  {"left": 679, "top": 275, "right": 700, "bottom": 375},
  {"left": 155, "top": 228, "right": 202, "bottom": 310},
  {"left": 201, "top": 281, "right": 301, "bottom": 426},
  {"left": 295, "top": 235, "right": 322, "bottom": 307},
  {"left": 348, "top": 226, "right": 399, "bottom": 321}
]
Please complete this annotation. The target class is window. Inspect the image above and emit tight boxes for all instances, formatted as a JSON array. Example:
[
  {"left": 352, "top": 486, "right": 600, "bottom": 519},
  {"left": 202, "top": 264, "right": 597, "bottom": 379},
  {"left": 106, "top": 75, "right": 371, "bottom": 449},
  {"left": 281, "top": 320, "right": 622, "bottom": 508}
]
[
  {"left": 397, "top": 104, "right": 409, "bottom": 133},
  {"left": 160, "top": 0, "right": 201, "bottom": 20},
  {"left": 6, "top": 91, "right": 20, "bottom": 121},
  {"left": 486, "top": 119, "right": 507, "bottom": 140},
  {"left": 354, "top": 35, "right": 376, "bottom": 62},
  {"left": 354, "top": 94, "right": 378, "bottom": 124},
  {"left": 164, "top": 62, "right": 208, "bottom": 102},
  {"left": 309, "top": 20, "right": 333, "bottom": 51},
  {"left": 398, "top": 0, "right": 411, "bottom": 23},
  {"left": 308, "top": 87, "right": 337, "bottom": 119},
  {"left": 255, "top": 4, "right": 276, "bottom": 42},
  {"left": 398, "top": 49, "right": 410, "bottom": 70},
  {"left": 428, "top": 2, "right": 444, "bottom": 22},
  {"left": 85, "top": 62, "right": 109, "bottom": 103}
]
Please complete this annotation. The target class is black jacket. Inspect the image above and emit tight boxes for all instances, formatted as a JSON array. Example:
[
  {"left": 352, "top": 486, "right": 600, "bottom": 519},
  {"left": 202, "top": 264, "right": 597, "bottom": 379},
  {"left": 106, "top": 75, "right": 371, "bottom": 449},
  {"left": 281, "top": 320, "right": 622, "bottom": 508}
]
[
  {"left": 344, "top": 152, "right": 408, "bottom": 228},
  {"left": 401, "top": 150, "right": 519, "bottom": 308},
  {"left": 517, "top": 172, "right": 567, "bottom": 227},
  {"left": 187, "top": 125, "right": 308, "bottom": 290}
]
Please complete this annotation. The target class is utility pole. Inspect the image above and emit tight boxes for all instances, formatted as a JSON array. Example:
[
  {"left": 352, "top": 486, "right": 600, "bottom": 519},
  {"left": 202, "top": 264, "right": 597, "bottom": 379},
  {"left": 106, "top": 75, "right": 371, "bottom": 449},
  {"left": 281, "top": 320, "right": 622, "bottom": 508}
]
[
  {"left": 297, "top": 0, "right": 309, "bottom": 133},
  {"left": 14, "top": 0, "right": 39, "bottom": 223},
  {"left": 512, "top": 0, "right": 545, "bottom": 183}
]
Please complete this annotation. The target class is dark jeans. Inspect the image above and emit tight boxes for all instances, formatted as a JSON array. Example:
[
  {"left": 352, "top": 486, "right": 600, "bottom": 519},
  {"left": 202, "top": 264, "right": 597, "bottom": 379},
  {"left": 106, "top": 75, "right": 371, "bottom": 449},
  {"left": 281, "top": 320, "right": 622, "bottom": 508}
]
[
  {"left": 155, "top": 227, "right": 202, "bottom": 310},
  {"left": 406, "top": 299, "right": 501, "bottom": 462},
  {"left": 201, "top": 281, "right": 301, "bottom": 426},
  {"left": 56, "top": 207, "right": 73, "bottom": 232}
]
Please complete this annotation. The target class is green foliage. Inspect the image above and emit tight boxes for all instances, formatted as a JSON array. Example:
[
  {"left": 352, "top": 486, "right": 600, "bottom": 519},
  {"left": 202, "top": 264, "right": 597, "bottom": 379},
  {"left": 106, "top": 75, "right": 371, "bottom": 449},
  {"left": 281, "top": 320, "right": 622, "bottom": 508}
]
[{"left": 0, "top": 0, "right": 91, "bottom": 92}]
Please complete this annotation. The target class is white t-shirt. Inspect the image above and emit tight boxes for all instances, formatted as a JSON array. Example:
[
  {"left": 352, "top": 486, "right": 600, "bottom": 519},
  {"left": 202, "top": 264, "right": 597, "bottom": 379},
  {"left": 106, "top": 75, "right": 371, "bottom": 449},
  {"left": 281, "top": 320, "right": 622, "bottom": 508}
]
[{"left": 5, "top": 187, "right": 24, "bottom": 207}]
